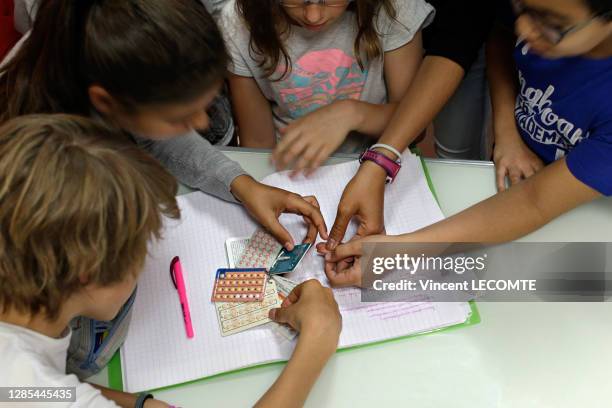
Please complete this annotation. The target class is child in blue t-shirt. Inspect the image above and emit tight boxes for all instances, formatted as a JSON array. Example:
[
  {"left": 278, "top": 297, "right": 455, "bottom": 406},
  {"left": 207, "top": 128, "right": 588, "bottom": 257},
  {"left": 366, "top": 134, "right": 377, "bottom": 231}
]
[
  {"left": 491, "top": 0, "right": 612, "bottom": 196},
  {"left": 320, "top": 0, "right": 612, "bottom": 287}
]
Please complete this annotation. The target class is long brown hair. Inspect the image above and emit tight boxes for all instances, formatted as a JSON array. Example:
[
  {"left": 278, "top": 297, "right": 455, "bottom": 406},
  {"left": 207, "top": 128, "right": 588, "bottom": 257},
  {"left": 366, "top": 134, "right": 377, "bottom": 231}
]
[
  {"left": 0, "top": 0, "right": 228, "bottom": 122},
  {"left": 0, "top": 114, "right": 180, "bottom": 320},
  {"left": 236, "top": 0, "right": 397, "bottom": 79}
]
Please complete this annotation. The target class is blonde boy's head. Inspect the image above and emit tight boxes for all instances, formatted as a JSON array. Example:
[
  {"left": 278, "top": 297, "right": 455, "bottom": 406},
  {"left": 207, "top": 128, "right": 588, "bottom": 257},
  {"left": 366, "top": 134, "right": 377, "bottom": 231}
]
[{"left": 0, "top": 114, "right": 180, "bottom": 321}]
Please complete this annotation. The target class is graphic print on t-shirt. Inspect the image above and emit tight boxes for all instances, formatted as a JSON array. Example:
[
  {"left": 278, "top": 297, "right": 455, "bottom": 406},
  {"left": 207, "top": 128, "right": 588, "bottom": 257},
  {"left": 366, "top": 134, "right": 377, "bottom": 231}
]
[
  {"left": 276, "top": 48, "right": 367, "bottom": 119},
  {"left": 515, "top": 70, "right": 587, "bottom": 160}
]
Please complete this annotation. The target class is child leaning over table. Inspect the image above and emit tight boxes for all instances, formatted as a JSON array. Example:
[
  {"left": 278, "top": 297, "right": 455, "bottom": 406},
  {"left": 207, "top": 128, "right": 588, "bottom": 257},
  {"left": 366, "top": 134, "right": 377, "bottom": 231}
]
[
  {"left": 320, "top": 0, "right": 612, "bottom": 287},
  {"left": 1, "top": 0, "right": 330, "bottom": 381},
  {"left": 0, "top": 114, "right": 341, "bottom": 408}
]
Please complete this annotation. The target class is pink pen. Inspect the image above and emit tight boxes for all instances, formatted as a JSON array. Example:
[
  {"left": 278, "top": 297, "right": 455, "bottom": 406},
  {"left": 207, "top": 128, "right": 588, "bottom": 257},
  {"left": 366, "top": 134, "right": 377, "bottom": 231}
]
[{"left": 170, "top": 256, "right": 194, "bottom": 338}]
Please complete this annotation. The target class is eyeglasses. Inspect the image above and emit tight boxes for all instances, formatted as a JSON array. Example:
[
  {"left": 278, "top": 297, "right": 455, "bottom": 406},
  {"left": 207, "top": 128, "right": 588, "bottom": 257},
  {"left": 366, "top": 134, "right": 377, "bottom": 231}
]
[
  {"left": 512, "top": 0, "right": 612, "bottom": 44},
  {"left": 279, "top": 0, "right": 353, "bottom": 8}
]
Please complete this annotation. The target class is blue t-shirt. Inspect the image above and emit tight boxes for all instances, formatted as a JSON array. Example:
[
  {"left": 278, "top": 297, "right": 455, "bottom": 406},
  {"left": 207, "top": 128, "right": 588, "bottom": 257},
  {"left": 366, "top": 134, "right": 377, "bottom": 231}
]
[{"left": 513, "top": 42, "right": 612, "bottom": 196}]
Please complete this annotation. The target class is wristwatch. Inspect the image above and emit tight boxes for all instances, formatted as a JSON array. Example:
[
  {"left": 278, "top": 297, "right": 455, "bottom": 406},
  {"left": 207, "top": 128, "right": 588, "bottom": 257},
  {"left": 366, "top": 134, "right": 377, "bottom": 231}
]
[{"left": 359, "top": 149, "right": 401, "bottom": 184}]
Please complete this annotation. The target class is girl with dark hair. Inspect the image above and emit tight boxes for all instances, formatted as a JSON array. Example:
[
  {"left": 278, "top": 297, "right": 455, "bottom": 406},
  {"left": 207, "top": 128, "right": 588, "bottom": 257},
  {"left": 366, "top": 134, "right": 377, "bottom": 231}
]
[
  {"left": 0, "top": 0, "right": 327, "bottom": 261},
  {"left": 0, "top": 0, "right": 331, "bottom": 394},
  {"left": 221, "top": 0, "right": 434, "bottom": 173}
]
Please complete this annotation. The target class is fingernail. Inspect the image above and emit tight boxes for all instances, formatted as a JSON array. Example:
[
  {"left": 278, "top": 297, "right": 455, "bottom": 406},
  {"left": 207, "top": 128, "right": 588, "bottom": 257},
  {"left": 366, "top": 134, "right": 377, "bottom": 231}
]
[
  {"left": 327, "top": 239, "right": 338, "bottom": 250},
  {"left": 325, "top": 253, "right": 332, "bottom": 261},
  {"left": 268, "top": 309, "right": 276, "bottom": 319},
  {"left": 285, "top": 242, "right": 294, "bottom": 251}
]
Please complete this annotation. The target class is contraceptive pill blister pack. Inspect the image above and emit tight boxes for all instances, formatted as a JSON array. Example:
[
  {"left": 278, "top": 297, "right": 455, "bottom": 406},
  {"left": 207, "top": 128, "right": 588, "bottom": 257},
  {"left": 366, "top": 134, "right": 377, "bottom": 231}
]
[
  {"left": 215, "top": 229, "right": 303, "bottom": 338},
  {"left": 211, "top": 268, "right": 268, "bottom": 302},
  {"left": 237, "top": 229, "right": 283, "bottom": 269},
  {"left": 225, "top": 237, "right": 250, "bottom": 268},
  {"left": 215, "top": 279, "right": 281, "bottom": 336}
]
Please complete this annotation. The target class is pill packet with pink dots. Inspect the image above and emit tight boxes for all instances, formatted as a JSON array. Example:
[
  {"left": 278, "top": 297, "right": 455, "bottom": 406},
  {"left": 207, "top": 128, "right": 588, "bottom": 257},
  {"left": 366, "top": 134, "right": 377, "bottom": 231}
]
[{"left": 236, "top": 229, "right": 283, "bottom": 269}]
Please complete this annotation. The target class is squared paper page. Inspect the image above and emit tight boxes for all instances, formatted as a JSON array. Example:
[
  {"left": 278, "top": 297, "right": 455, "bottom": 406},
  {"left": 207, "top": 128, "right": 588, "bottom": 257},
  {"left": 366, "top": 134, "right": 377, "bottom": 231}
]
[
  {"left": 121, "top": 153, "right": 471, "bottom": 392},
  {"left": 121, "top": 194, "right": 296, "bottom": 392},
  {"left": 260, "top": 153, "right": 466, "bottom": 346}
]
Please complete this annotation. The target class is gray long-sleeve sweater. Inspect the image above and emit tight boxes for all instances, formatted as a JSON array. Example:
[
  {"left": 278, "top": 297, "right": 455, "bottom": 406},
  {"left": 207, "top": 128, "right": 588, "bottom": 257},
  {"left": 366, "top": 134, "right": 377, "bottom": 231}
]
[
  {"left": 5, "top": 1, "right": 248, "bottom": 202},
  {"left": 134, "top": 131, "right": 247, "bottom": 203}
]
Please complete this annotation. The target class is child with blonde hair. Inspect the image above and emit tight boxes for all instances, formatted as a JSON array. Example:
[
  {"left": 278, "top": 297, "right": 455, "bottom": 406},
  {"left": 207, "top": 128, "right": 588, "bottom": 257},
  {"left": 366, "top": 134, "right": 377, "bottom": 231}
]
[{"left": 0, "top": 115, "right": 341, "bottom": 407}]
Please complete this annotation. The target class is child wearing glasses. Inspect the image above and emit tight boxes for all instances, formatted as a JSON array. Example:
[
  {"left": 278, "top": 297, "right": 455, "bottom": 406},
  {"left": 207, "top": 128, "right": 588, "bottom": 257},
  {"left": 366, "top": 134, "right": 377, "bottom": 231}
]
[
  {"left": 489, "top": 0, "right": 612, "bottom": 192},
  {"left": 320, "top": 0, "right": 612, "bottom": 288},
  {"left": 220, "top": 0, "right": 434, "bottom": 173}
]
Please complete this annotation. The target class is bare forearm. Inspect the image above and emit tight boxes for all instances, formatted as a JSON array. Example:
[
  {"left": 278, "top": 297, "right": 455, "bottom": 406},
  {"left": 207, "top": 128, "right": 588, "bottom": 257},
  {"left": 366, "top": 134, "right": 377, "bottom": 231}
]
[
  {"left": 376, "top": 56, "right": 465, "bottom": 154},
  {"left": 255, "top": 331, "right": 337, "bottom": 408},
  {"left": 349, "top": 33, "right": 425, "bottom": 139},
  {"left": 232, "top": 101, "right": 276, "bottom": 148},
  {"left": 228, "top": 74, "right": 276, "bottom": 148},
  {"left": 327, "top": 59, "right": 466, "bottom": 240},
  {"left": 238, "top": 127, "right": 276, "bottom": 148},
  {"left": 405, "top": 182, "right": 549, "bottom": 243},
  {"left": 89, "top": 384, "right": 137, "bottom": 407},
  {"left": 348, "top": 100, "right": 399, "bottom": 137},
  {"left": 399, "top": 160, "right": 600, "bottom": 243}
]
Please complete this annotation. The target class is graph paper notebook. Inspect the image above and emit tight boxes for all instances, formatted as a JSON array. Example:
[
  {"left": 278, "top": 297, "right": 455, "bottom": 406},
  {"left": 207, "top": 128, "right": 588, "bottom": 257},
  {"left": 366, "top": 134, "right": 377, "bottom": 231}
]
[{"left": 115, "top": 153, "right": 478, "bottom": 392}]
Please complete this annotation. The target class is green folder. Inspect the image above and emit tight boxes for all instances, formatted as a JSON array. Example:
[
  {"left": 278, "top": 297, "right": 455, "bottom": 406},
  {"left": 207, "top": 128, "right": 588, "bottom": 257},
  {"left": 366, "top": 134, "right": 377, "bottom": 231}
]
[{"left": 108, "top": 154, "right": 482, "bottom": 392}]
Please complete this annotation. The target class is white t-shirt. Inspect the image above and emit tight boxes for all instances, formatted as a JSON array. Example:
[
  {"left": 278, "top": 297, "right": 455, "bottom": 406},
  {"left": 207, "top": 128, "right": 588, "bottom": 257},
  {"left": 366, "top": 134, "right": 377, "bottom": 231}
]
[
  {"left": 220, "top": 0, "right": 435, "bottom": 150},
  {"left": 0, "top": 322, "right": 117, "bottom": 407}
]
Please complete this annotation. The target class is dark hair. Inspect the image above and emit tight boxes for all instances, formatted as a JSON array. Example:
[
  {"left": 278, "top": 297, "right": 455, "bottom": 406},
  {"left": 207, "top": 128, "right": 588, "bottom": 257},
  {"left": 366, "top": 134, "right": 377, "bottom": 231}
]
[
  {"left": 236, "top": 0, "right": 397, "bottom": 79},
  {"left": 585, "top": 0, "right": 612, "bottom": 19},
  {"left": 0, "top": 0, "right": 228, "bottom": 122}
]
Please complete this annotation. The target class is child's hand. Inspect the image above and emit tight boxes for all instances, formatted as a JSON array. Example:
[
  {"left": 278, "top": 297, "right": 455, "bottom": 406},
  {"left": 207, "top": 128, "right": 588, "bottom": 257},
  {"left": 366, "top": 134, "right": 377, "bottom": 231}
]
[
  {"left": 325, "top": 162, "right": 386, "bottom": 251},
  {"left": 317, "top": 237, "right": 366, "bottom": 288},
  {"left": 269, "top": 279, "right": 341, "bottom": 340},
  {"left": 257, "top": 281, "right": 341, "bottom": 407},
  {"left": 493, "top": 132, "right": 544, "bottom": 192},
  {"left": 231, "top": 176, "right": 328, "bottom": 249},
  {"left": 317, "top": 234, "right": 397, "bottom": 288},
  {"left": 272, "top": 100, "right": 357, "bottom": 176}
]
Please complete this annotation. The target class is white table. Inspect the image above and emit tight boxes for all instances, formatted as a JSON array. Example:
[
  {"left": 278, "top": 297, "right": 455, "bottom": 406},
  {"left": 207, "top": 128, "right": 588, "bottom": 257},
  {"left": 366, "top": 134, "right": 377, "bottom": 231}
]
[{"left": 91, "top": 149, "right": 612, "bottom": 408}]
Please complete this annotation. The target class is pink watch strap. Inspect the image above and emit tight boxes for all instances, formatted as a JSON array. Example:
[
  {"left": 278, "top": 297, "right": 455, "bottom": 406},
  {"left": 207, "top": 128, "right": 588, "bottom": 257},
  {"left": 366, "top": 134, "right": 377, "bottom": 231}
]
[{"left": 359, "top": 150, "right": 401, "bottom": 183}]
